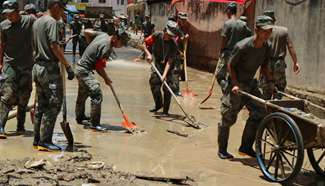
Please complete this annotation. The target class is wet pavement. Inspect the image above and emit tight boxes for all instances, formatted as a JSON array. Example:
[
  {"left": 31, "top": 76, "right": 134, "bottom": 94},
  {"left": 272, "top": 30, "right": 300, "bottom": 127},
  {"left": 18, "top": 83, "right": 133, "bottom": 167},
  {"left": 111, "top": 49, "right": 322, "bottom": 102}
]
[{"left": 0, "top": 45, "right": 323, "bottom": 186}]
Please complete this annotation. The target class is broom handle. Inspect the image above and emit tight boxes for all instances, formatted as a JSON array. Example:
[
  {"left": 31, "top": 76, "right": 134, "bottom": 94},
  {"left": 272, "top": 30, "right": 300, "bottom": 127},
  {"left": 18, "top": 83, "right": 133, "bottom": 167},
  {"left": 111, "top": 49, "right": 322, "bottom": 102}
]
[
  {"left": 60, "top": 63, "right": 67, "bottom": 122},
  {"left": 183, "top": 40, "right": 189, "bottom": 90},
  {"left": 109, "top": 84, "right": 125, "bottom": 116},
  {"left": 209, "top": 65, "right": 218, "bottom": 91},
  {"left": 151, "top": 63, "right": 189, "bottom": 117}
]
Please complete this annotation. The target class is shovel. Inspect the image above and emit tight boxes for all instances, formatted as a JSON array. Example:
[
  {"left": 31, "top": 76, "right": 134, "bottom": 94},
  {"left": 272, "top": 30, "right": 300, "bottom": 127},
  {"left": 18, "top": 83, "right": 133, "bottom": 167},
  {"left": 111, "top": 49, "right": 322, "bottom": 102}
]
[
  {"left": 181, "top": 40, "right": 197, "bottom": 97},
  {"left": 199, "top": 65, "right": 218, "bottom": 106},
  {"left": 60, "top": 63, "right": 74, "bottom": 146},
  {"left": 151, "top": 63, "right": 204, "bottom": 129},
  {"left": 108, "top": 84, "right": 137, "bottom": 133}
]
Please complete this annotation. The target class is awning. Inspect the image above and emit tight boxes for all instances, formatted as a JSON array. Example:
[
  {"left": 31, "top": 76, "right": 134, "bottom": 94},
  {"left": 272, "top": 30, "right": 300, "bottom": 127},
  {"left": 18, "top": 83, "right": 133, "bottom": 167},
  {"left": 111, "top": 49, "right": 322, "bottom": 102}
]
[
  {"left": 65, "top": 5, "right": 79, "bottom": 14},
  {"left": 207, "top": 0, "right": 247, "bottom": 5},
  {"left": 172, "top": 0, "right": 247, "bottom": 6}
]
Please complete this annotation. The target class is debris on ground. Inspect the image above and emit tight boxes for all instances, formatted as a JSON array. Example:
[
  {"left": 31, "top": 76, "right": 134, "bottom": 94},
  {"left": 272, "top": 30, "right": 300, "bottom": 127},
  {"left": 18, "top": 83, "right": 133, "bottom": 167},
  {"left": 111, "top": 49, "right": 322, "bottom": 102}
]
[
  {"left": 0, "top": 150, "right": 136, "bottom": 186},
  {"left": 167, "top": 129, "right": 189, "bottom": 138},
  {"left": 0, "top": 150, "right": 195, "bottom": 186}
]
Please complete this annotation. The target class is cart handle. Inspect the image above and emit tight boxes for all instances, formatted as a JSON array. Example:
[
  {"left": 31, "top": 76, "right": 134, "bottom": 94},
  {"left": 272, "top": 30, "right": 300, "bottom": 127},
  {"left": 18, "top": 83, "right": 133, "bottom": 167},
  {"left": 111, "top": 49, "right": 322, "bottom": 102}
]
[{"left": 239, "top": 90, "right": 320, "bottom": 126}]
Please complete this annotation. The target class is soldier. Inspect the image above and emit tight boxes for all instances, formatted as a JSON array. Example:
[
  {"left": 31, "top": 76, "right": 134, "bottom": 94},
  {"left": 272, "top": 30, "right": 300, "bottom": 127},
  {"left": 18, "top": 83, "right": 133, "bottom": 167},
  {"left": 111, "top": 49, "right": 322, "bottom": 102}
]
[
  {"left": 174, "top": 12, "right": 190, "bottom": 96},
  {"left": 142, "top": 15, "right": 155, "bottom": 38},
  {"left": 24, "top": 3, "right": 37, "bottom": 16},
  {"left": 260, "top": 10, "right": 300, "bottom": 99},
  {"left": 70, "top": 14, "right": 83, "bottom": 62},
  {"left": 143, "top": 21, "right": 178, "bottom": 116},
  {"left": 94, "top": 14, "right": 108, "bottom": 33},
  {"left": 0, "top": 0, "right": 36, "bottom": 139},
  {"left": 216, "top": 2, "right": 252, "bottom": 93},
  {"left": 32, "top": 0, "right": 75, "bottom": 151},
  {"left": 75, "top": 29, "right": 130, "bottom": 131},
  {"left": 218, "top": 15, "right": 274, "bottom": 159}
]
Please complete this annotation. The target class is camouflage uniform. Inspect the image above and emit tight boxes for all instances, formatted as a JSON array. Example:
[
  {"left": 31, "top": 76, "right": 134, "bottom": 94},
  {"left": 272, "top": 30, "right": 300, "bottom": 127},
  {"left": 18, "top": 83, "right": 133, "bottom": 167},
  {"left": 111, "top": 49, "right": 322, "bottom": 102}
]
[
  {"left": 32, "top": 62, "right": 63, "bottom": 144},
  {"left": 32, "top": 15, "right": 63, "bottom": 145},
  {"left": 75, "top": 68, "right": 102, "bottom": 125},
  {"left": 218, "top": 36, "right": 271, "bottom": 155},
  {"left": 75, "top": 32, "right": 111, "bottom": 126},
  {"left": 216, "top": 18, "right": 252, "bottom": 93},
  {"left": 0, "top": 15, "right": 35, "bottom": 133},
  {"left": 260, "top": 25, "right": 290, "bottom": 99},
  {"left": 220, "top": 80, "right": 266, "bottom": 152},
  {"left": 146, "top": 31, "right": 177, "bottom": 114}
]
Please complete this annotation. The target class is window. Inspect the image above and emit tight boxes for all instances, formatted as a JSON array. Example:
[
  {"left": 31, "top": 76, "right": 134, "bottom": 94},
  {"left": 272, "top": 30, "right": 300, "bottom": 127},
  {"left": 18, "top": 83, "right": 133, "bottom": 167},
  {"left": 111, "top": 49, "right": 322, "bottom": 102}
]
[
  {"left": 99, "top": 0, "right": 106, "bottom": 3},
  {"left": 117, "top": 0, "right": 120, "bottom": 5},
  {"left": 81, "top": 0, "right": 88, "bottom": 2},
  {"left": 121, "top": 0, "right": 124, "bottom": 5}
]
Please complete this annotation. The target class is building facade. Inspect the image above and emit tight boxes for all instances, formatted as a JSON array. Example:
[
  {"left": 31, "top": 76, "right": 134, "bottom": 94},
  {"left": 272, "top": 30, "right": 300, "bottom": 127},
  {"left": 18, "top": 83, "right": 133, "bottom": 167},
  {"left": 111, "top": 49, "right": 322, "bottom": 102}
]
[{"left": 71, "top": 0, "right": 127, "bottom": 16}]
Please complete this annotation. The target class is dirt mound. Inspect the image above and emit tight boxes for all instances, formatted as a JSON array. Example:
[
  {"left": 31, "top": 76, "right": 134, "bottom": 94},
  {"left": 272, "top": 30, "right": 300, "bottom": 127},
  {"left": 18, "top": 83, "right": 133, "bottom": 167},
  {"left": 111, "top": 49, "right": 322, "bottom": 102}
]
[{"left": 0, "top": 150, "right": 137, "bottom": 186}]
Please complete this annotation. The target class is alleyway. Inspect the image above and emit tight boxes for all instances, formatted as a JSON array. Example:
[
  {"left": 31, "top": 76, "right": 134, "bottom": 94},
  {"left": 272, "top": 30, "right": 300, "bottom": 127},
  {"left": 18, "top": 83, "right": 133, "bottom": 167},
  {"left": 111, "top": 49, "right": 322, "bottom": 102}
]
[{"left": 0, "top": 46, "right": 321, "bottom": 185}]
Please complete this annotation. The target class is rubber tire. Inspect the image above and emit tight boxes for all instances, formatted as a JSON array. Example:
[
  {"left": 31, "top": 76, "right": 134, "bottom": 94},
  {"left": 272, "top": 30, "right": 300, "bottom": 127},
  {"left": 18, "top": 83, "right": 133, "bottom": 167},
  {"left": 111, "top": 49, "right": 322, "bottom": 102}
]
[
  {"left": 307, "top": 148, "right": 325, "bottom": 177},
  {"left": 256, "top": 112, "right": 304, "bottom": 183}
]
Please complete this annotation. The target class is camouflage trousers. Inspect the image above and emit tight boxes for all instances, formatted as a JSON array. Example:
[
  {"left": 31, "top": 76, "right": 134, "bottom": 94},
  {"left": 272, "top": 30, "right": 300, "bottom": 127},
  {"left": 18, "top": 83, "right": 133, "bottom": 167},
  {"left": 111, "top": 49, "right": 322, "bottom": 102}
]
[
  {"left": 216, "top": 52, "right": 231, "bottom": 93},
  {"left": 173, "top": 56, "right": 183, "bottom": 93},
  {"left": 0, "top": 63, "right": 32, "bottom": 129},
  {"left": 32, "top": 62, "right": 63, "bottom": 144},
  {"left": 218, "top": 79, "right": 266, "bottom": 151},
  {"left": 75, "top": 68, "right": 102, "bottom": 125},
  {"left": 260, "top": 58, "right": 287, "bottom": 99},
  {"left": 149, "top": 67, "right": 176, "bottom": 114}
]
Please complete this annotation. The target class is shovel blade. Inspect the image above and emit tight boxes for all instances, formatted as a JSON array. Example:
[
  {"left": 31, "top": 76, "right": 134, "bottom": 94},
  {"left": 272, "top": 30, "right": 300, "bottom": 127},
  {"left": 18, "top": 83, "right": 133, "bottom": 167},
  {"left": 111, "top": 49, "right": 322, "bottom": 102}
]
[
  {"left": 122, "top": 114, "right": 137, "bottom": 129},
  {"left": 182, "top": 89, "right": 198, "bottom": 97}
]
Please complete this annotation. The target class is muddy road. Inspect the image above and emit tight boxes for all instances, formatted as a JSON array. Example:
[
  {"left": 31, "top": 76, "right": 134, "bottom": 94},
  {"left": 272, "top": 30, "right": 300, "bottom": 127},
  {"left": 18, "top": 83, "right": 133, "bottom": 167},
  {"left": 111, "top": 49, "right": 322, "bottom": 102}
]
[{"left": 0, "top": 46, "right": 322, "bottom": 185}]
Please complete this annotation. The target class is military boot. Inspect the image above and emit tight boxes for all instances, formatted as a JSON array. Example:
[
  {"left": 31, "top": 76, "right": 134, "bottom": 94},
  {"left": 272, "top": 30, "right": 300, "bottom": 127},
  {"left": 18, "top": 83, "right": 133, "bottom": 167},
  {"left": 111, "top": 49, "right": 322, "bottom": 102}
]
[
  {"left": 76, "top": 115, "right": 91, "bottom": 125},
  {"left": 0, "top": 123, "right": 6, "bottom": 139},
  {"left": 89, "top": 100, "right": 106, "bottom": 132},
  {"left": 218, "top": 124, "right": 233, "bottom": 159},
  {"left": 38, "top": 143, "right": 61, "bottom": 152},
  {"left": 33, "top": 111, "right": 42, "bottom": 149},
  {"left": 162, "top": 91, "right": 172, "bottom": 116},
  {"left": 0, "top": 102, "right": 10, "bottom": 139},
  {"left": 16, "top": 106, "right": 27, "bottom": 134}
]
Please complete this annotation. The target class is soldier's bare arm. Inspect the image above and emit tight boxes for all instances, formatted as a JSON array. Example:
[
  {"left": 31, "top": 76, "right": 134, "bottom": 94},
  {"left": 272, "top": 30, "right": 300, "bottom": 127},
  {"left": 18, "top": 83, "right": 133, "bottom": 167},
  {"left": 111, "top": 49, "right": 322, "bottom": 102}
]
[
  {"left": 142, "top": 35, "right": 154, "bottom": 63},
  {"left": 162, "top": 59, "right": 172, "bottom": 81},
  {"left": 227, "top": 63, "right": 239, "bottom": 94},
  {"left": 50, "top": 43, "right": 70, "bottom": 68},
  {"left": 96, "top": 68, "right": 112, "bottom": 86},
  {"left": 287, "top": 37, "right": 300, "bottom": 74}
]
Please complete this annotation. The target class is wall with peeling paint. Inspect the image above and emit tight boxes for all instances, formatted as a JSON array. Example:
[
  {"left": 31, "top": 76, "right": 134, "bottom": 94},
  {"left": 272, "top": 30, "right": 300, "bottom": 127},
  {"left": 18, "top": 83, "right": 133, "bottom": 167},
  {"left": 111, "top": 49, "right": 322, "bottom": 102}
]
[{"left": 149, "top": 1, "right": 255, "bottom": 72}]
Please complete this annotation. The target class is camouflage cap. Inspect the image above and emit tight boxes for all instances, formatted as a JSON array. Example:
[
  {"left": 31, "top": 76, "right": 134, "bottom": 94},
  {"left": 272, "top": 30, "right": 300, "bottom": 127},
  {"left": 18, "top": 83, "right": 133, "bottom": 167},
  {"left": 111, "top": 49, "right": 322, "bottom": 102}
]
[
  {"left": 263, "top": 10, "right": 276, "bottom": 22},
  {"left": 256, "top": 15, "right": 274, "bottom": 30},
  {"left": 165, "top": 20, "right": 178, "bottom": 37},
  {"left": 226, "top": 2, "right": 237, "bottom": 11},
  {"left": 178, "top": 12, "right": 188, "bottom": 20},
  {"left": 240, "top": 16, "right": 247, "bottom": 22},
  {"left": 24, "top": 3, "right": 36, "bottom": 12},
  {"left": 2, "top": 0, "right": 18, "bottom": 14}
]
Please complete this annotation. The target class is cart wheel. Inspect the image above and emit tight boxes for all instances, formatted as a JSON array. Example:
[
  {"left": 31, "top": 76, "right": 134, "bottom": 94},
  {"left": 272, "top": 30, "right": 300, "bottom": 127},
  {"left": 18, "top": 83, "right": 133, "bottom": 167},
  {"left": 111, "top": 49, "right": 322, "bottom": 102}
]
[
  {"left": 307, "top": 148, "right": 325, "bottom": 177},
  {"left": 256, "top": 112, "right": 304, "bottom": 183}
]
